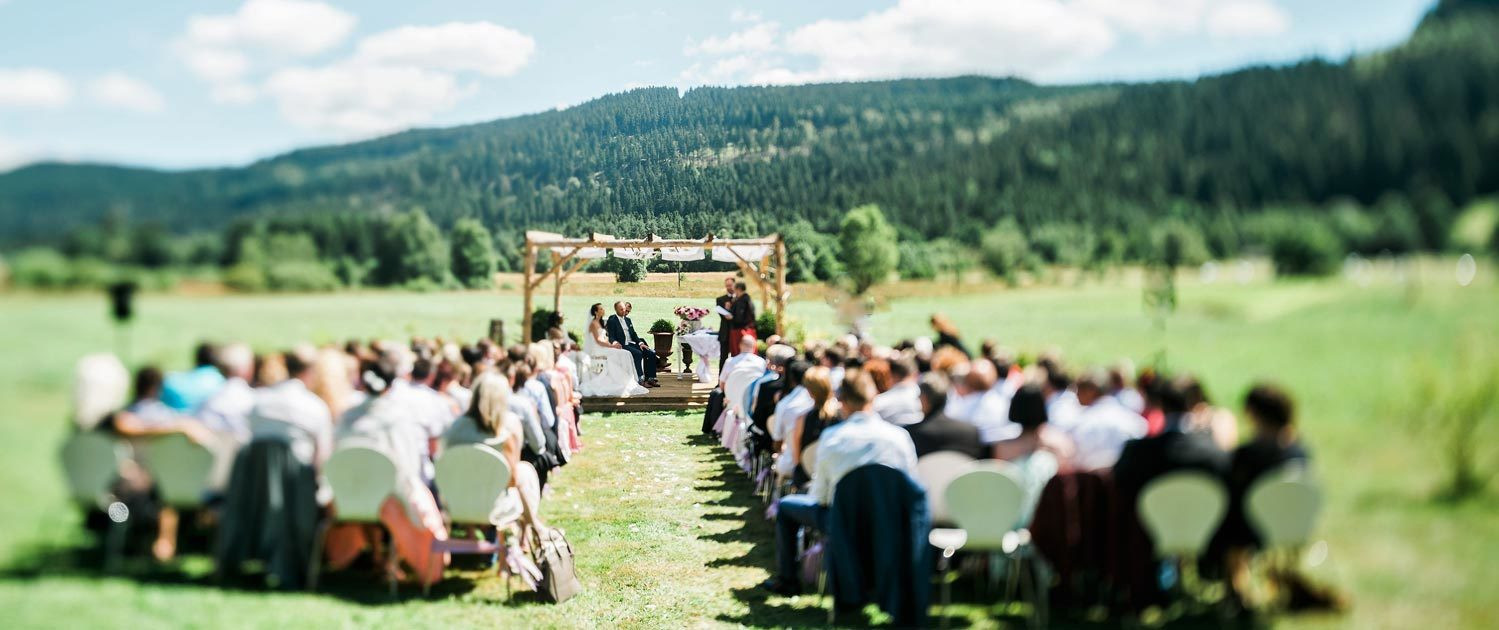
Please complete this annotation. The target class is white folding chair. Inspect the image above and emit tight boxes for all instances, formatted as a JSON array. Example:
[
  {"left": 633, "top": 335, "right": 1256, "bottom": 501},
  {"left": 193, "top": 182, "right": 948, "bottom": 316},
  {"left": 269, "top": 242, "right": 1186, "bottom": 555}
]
[
  {"left": 61, "top": 432, "right": 126, "bottom": 509},
  {"left": 915, "top": 452, "right": 978, "bottom": 526},
  {"left": 60, "top": 432, "right": 131, "bottom": 570},
  {"left": 1245, "top": 467, "right": 1324, "bottom": 610},
  {"left": 938, "top": 463, "right": 1046, "bottom": 628},
  {"left": 432, "top": 444, "right": 515, "bottom": 597},
  {"left": 799, "top": 441, "right": 819, "bottom": 479},
  {"left": 312, "top": 446, "right": 400, "bottom": 594},
  {"left": 1138, "top": 471, "right": 1229, "bottom": 606},
  {"left": 139, "top": 434, "right": 216, "bottom": 510}
]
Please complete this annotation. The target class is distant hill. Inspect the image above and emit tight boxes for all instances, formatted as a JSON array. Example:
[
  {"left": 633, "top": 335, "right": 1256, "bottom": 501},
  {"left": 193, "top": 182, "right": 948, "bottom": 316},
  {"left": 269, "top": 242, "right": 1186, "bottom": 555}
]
[{"left": 1, "top": 0, "right": 1496, "bottom": 250}]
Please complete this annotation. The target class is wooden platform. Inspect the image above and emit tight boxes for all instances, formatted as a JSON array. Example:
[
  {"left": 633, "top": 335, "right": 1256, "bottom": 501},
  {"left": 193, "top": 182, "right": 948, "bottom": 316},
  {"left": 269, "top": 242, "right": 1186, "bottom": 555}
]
[{"left": 583, "top": 375, "right": 717, "bottom": 413}]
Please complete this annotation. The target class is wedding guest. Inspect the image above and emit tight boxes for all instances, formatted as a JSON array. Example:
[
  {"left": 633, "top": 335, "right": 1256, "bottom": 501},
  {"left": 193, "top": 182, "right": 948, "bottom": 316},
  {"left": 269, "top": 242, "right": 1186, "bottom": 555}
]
[
  {"left": 1218, "top": 383, "right": 1312, "bottom": 601},
  {"left": 1181, "top": 376, "right": 1240, "bottom": 451},
  {"left": 716, "top": 276, "right": 735, "bottom": 372},
  {"left": 1109, "top": 360, "right": 1146, "bottom": 414},
  {"left": 434, "top": 360, "right": 473, "bottom": 416},
  {"left": 162, "top": 342, "right": 226, "bottom": 412},
  {"left": 784, "top": 366, "right": 837, "bottom": 487},
  {"left": 248, "top": 345, "right": 334, "bottom": 471},
  {"left": 1113, "top": 378, "right": 1229, "bottom": 507},
  {"left": 770, "top": 360, "right": 812, "bottom": 444},
  {"left": 1042, "top": 363, "right": 1082, "bottom": 432},
  {"left": 873, "top": 355, "right": 923, "bottom": 426},
  {"left": 762, "top": 370, "right": 916, "bottom": 595},
  {"left": 930, "top": 313, "right": 970, "bottom": 358},
  {"left": 443, "top": 373, "right": 543, "bottom": 530},
  {"left": 254, "top": 352, "right": 288, "bottom": 387},
  {"left": 1067, "top": 370, "right": 1148, "bottom": 471},
  {"left": 993, "top": 383, "right": 1075, "bottom": 464},
  {"left": 904, "top": 373, "right": 986, "bottom": 459},
  {"left": 198, "top": 342, "right": 256, "bottom": 443}
]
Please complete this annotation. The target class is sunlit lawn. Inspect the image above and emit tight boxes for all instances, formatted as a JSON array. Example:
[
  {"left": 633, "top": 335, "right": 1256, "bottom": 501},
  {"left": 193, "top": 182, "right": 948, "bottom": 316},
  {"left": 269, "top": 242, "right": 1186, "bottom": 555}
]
[{"left": 0, "top": 261, "right": 1496, "bottom": 627}]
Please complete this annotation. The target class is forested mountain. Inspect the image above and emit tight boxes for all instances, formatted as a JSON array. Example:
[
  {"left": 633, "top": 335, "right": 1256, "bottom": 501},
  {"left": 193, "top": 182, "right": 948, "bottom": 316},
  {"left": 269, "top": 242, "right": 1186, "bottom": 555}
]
[{"left": 2, "top": 0, "right": 1496, "bottom": 274}]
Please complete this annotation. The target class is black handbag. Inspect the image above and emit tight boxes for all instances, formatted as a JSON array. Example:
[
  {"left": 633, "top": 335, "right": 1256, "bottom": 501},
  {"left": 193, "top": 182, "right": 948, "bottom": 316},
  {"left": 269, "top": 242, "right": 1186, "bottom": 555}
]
[{"left": 531, "top": 527, "right": 582, "bottom": 603}]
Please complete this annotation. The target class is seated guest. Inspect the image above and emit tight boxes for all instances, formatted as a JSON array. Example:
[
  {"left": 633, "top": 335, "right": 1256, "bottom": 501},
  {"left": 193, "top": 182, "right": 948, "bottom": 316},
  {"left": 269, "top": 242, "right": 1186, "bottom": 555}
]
[
  {"left": 162, "top": 342, "right": 226, "bottom": 413},
  {"left": 442, "top": 373, "right": 543, "bottom": 530},
  {"left": 1181, "top": 376, "right": 1240, "bottom": 451},
  {"left": 531, "top": 341, "right": 580, "bottom": 457},
  {"left": 1041, "top": 363, "right": 1082, "bottom": 431},
  {"left": 328, "top": 348, "right": 448, "bottom": 586},
  {"left": 198, "top": 343, "right": 256, "bottom": 443},
  {"left": 1218, "top": 383, "right": 1311, "bottom": 600},
  {"left": 749, "top": 345, "right": 797, "bottom": 441},
  {"left": 952, "top": 360, "right": 1019, "bottom": 444},
  {"left": 1067, "top": 370, "right": 1149, "bottom": 471},
  {"left": 762, "top": 370, "right": 917, "bottom": 595},
  {"left": 873, "top": 355, "right": 923, "bottom": 426},
  {"left": 990, "top": 384, "right": 1068, "bottom": 527},
  {"left": 1109, "top": 360, "right": 1146, "bottom": 414},
  {"left": 904, "top": 373, "right": 987, "bottom": 459},
  {"left": 863, "top": 358, "right": 892, "bottom": 394},
  {"left": 1113, "top": 378, "right": 1229, "bottom": 507},
  {"left": 783, "top": 366, "right": 837, "bottom": 487},
  {"left": 720, "top": 334, "right": 764, "bottom": 386},
  {"left": 770, "top": 360, "right": 813, "bottom": 444},
  {"left": 254, "top": 352, "right": 288, "bottom": 387},
  {"left": 103, "top": 365, "right": 217, "bottom": 561},
  {"left": 248, "top": 346, "right": 333, "bottom": 473},
  {"left": 434, "top": 360, "right": 473, "bottom": 417},
  {"left": 511, "top": 360, "right": 561, "bottom": 488}
]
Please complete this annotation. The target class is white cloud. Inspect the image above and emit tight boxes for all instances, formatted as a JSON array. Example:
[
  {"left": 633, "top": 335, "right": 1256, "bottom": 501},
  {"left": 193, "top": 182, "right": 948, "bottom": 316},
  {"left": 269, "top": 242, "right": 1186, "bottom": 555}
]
[
  {"left": 264, "top": 62, "right": 472, "bottom": 136},
  {"left": 681, "top": 0, "right": 1295, "bottom": 86},
  {"left": 729, "top": 8, "right": 762, "bottom": 24},
  {"left": 89, "top": 73, "right": 166, "bottom": 113},
  {"left": 1207, "top": 0, "right": 1291, "bottom": 38},
  {"left": 353, "top": 22, "right": 535, "bottom": 77},
  {"left": 0, "top": 135, "right": 36, "bottom": 172},
  {"left": 685, "top": 20, "right": 781, "bottom": 56},
  {"left": 174, "top": 0, "right": 356, "bottom": 103},
  {"left": 0, "top": 67, "right": 72, "bottom": 108},
  {"left": 183, "top": 0, "right": 355, "bottom": 57}
]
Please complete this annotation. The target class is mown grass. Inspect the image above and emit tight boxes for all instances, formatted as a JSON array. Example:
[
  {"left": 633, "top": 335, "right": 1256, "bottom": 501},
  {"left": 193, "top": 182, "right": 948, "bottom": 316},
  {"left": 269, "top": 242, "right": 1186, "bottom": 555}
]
[{"left": 0, "top": 261, "right": 1496, "bottom": 628}]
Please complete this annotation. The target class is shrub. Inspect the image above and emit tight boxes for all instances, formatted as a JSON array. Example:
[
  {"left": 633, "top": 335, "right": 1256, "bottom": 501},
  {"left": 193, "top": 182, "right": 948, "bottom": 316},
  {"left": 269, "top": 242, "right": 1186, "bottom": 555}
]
[
  {"left": 755, "top": 310, "right": 779, "bottom": 340},
  {"left": 649, "top": 319, "right": 674, "bottom": 334},
  {"left": 1029, "top": 223, "right": 1095, "bottom": 267},
  {"left": 450, "top": 218, "right": 496, "bottom": 288},
  {"left": 7, "top": 248, "right": 73, "bottom": 289},
  {"left": 1150, "top": 220, "right": 1211, "bottom": 268},
  {"left": 264, "top": 260, "right": 342, "bottom": 292},
  {"left": 1266, "top": 219, "right": 1343, "bottom": 276},
  {"left": 979, "top": 219, "right": 1032, "bottom": 283},
  {"left": 897, "top": 241, "right": 937, "bottom": 280},
  {"left": 531, "top": 308, "right": 562, "bottom": 341},
  {"left": 223, "top": 262, "right": 269, "bottom": 292},
  {"left": 1400, "top": 341, "right": 1499, "bottom": 500},
  {"left": 613, "top": 257, "right": 647, "bottom": 283}
]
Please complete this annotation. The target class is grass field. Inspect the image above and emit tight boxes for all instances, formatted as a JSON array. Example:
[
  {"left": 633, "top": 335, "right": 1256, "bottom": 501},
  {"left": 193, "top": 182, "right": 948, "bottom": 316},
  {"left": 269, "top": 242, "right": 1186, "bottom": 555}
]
[{"left": 1, "top": 260, "right": 1496, "bottom": 628}]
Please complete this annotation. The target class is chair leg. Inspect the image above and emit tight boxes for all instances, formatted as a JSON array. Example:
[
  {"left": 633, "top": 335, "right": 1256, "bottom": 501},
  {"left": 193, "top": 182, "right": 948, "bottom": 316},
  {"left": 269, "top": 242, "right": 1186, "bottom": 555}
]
[
  {"left": 938, "top": 552, "right": 953, "bottom": 630},
  {"left": 105, "top": 518, "right": 129, "bottom": 574},
  {"left": 1032, "top": 555, "right": 1050, "bottom": 628},
  {"left": 385, "top": 527, "right": 400, "bottom": 599},
  {"left": 306, "top": 520, "right": 328, "bottom": 591}
]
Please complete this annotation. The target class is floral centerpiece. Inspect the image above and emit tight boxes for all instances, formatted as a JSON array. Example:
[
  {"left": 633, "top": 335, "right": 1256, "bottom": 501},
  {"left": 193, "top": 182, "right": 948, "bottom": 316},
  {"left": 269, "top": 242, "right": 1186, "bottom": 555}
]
[{"left": 674, "top": 305, "right": 710, "bottom": 335}]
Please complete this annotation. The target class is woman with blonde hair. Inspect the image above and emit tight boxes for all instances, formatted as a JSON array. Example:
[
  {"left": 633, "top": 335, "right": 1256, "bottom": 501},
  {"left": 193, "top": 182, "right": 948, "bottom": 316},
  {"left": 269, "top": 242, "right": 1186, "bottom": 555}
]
[
  {"left": 784, "top": 366, "right": 839, "bottom": 488},
  {"left": 443, "top": 373, "right": 545, "bottom": 530}
]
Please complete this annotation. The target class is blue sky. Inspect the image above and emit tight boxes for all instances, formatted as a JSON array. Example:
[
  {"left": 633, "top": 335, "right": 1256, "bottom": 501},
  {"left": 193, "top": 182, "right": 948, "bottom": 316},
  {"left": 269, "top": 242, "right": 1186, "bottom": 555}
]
[{"left": 0, "top": 0, "right": 1436, "bottom": 171}]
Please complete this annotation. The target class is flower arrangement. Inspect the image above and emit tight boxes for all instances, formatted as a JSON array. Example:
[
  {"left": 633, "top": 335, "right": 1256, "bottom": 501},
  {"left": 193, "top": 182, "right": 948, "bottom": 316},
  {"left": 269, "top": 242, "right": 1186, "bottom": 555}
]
[{"left": 674, "top": 306, "right": 709, "bottom": 321}]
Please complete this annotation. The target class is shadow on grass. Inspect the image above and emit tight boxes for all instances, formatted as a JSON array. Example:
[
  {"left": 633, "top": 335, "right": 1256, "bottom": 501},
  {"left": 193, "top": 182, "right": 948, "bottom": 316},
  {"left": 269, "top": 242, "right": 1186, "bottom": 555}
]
[{"left": 0, "top": 531, "right": 547, "bottom": 607}]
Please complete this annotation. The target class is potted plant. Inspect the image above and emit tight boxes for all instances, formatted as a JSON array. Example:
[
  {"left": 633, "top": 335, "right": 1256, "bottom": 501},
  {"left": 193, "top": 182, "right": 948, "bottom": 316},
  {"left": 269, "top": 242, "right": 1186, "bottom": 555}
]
[{"left": 649, "top": 318, "right": 675, "bottom": 371}]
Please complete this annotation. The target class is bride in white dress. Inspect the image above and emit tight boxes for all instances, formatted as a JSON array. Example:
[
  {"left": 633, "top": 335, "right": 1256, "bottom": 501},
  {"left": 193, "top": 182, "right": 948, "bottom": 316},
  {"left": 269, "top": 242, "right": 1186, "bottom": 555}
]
[{"left": 578, "top": 303, "right": 649, "bottom": 397}]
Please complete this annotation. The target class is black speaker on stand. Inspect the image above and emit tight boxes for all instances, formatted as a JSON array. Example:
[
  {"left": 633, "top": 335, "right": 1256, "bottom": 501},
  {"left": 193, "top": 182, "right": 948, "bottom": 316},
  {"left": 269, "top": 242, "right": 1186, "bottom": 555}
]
[{"left": 107, "top": 281, "right": 137, "bottom": 365}]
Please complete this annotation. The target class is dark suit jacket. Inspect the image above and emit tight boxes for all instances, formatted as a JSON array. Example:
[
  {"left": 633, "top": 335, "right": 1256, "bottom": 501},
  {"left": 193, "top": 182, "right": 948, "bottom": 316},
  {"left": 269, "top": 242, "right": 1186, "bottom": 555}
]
[
  {"left": 605, "top": 314, "right": 645, "bottom": 346},
  {"left": 730, "top": 293, "right": 755, "bottom": 329},
  {"left": 904, "top": 412, "right": 988, "bottom": 459},
  {"left": 716, "top": 293, "right": 734, "bottom": 339},
  {"left": 1112, "top": 429, "right": 1229, "bottom": 504}
]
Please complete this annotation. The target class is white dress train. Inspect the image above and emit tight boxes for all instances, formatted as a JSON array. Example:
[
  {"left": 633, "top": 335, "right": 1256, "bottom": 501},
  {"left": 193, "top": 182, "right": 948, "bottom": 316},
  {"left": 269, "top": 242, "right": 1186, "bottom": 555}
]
[{"left": 578, "top": 330, "right": 649, "bottom": 397}]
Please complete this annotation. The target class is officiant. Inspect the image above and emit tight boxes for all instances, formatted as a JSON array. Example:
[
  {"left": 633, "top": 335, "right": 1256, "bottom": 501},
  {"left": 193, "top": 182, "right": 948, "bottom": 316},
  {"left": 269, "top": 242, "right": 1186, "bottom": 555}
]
[{"left": 716, "top": 276, "right": 735, "bottom": 371}]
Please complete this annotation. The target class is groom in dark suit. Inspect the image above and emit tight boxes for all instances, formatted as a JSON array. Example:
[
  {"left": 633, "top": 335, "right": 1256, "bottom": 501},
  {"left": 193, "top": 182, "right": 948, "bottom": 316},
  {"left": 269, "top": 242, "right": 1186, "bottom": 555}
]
[{"left": 607, "top": 301, "right": 659, "bottom": 387}]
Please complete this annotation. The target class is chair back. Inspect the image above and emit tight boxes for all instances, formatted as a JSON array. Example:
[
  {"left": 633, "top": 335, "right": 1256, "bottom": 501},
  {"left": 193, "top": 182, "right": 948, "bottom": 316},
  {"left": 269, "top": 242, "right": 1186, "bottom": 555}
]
[
  {"left": 324, "top": 446, "right": 399, "bottom": 523},
  {"left": 1138, "top": 471, "right": 1227, "bottom": 556},
  {"left": 139, "top": 434, "right": 216, "bottom": 508},
  {"left": 799, "top": 441, "right": 819, "bottom": 477},
  {"left": 60, "top": 432, "right": 126, "bottom": 508},
  {"left": 943, "top": 464, "right": 1026, "bottom": 550},
  {"left": 916, "top": 451, "right": 977, "bottom": 524},
  {"left": 434, "top": 444, "right": 512, "bottom": 525},
  {"left": 1246, "top": 467, "right": 1322, "bottom": 548}
]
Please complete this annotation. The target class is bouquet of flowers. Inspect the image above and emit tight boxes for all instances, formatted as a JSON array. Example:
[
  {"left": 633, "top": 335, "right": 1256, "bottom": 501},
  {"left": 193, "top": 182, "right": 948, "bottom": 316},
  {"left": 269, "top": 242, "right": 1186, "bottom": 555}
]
[{"left": 674, "top": 306, "right": 709, "bottom": 321}]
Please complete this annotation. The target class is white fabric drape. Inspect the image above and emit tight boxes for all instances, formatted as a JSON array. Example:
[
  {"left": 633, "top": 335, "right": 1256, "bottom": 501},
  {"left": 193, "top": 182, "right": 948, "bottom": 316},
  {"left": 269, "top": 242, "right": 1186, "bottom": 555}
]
[
  {"left": 660, "top": 247, "right": 706, "bottom": 261},
  {"left": 711, "top": 245, "right": 771, "bottom": 263}
]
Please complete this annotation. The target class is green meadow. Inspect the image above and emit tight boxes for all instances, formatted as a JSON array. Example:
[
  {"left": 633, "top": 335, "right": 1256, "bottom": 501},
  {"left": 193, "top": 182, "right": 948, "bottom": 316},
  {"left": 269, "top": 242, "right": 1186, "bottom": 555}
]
[{"left": 0, "top": 261, "right": 1495, "bottom": 628}]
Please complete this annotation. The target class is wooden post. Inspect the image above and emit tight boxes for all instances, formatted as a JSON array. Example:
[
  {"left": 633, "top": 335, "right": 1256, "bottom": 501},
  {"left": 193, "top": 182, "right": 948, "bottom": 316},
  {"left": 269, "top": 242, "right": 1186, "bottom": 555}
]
[
  {"left": 551, "top": 250, "right": 563, "bottom": 314},
  {"left": 759, "top": 254, "right": 771, "bottom": 313},
  {"left": 521, "top": 240, "right": 536, "bottom": 344},
  {"left": 775, "top": 236, "right": 787, "bottom": 337}
]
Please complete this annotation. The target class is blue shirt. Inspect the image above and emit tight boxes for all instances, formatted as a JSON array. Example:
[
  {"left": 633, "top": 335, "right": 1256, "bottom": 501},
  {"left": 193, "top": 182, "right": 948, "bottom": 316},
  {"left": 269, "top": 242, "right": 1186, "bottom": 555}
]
[{"left": 161, "top": 365, "right": 226, "bottom": 413}]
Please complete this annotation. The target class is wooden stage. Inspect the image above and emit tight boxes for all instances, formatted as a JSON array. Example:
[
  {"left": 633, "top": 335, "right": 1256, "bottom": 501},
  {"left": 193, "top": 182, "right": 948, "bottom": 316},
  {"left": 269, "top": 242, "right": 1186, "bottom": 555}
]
[{"left": 583, "top": 375, "right": 716, "bottom": 413}]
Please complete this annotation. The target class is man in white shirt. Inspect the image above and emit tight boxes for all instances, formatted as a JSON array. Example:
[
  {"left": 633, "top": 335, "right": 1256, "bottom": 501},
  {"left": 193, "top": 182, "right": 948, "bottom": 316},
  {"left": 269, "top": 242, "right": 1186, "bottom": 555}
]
[
  {"left": 198, "top": 343, "right": 256, "bottom": 443},
  {"left": 872, "top": 355, "right": 923, "bottom": 426},
  {"left": 248, "top": 346, "right": 333, "bottom": 470},
  {"left": 770, "top": 361, "right": 813, "bottom": 442},
  {"left": 763, "top": 369, "right": 917, "bottom": 595},
  {"left": 1067, "top": 370, "right": 1148, "bottom": 470},
  {"left": 950, "top": 360, "right": 1020, "bottom": 444},
  {"left": 1043, "top": 367, "right": 1083, "bottom": 433}
]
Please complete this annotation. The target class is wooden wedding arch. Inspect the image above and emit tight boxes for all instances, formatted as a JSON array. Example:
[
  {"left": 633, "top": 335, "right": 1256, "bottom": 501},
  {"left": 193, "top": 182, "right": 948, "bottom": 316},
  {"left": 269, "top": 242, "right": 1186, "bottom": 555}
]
[{"left": 519, "top": 231, "right": 789, "bottom": 343}]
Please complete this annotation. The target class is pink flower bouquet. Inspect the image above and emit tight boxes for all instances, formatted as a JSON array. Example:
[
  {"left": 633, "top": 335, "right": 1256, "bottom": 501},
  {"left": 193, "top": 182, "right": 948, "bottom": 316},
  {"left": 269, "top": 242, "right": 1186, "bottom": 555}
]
[{"left": 674, "top": 306, "right": 709, "bottom": 321}]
